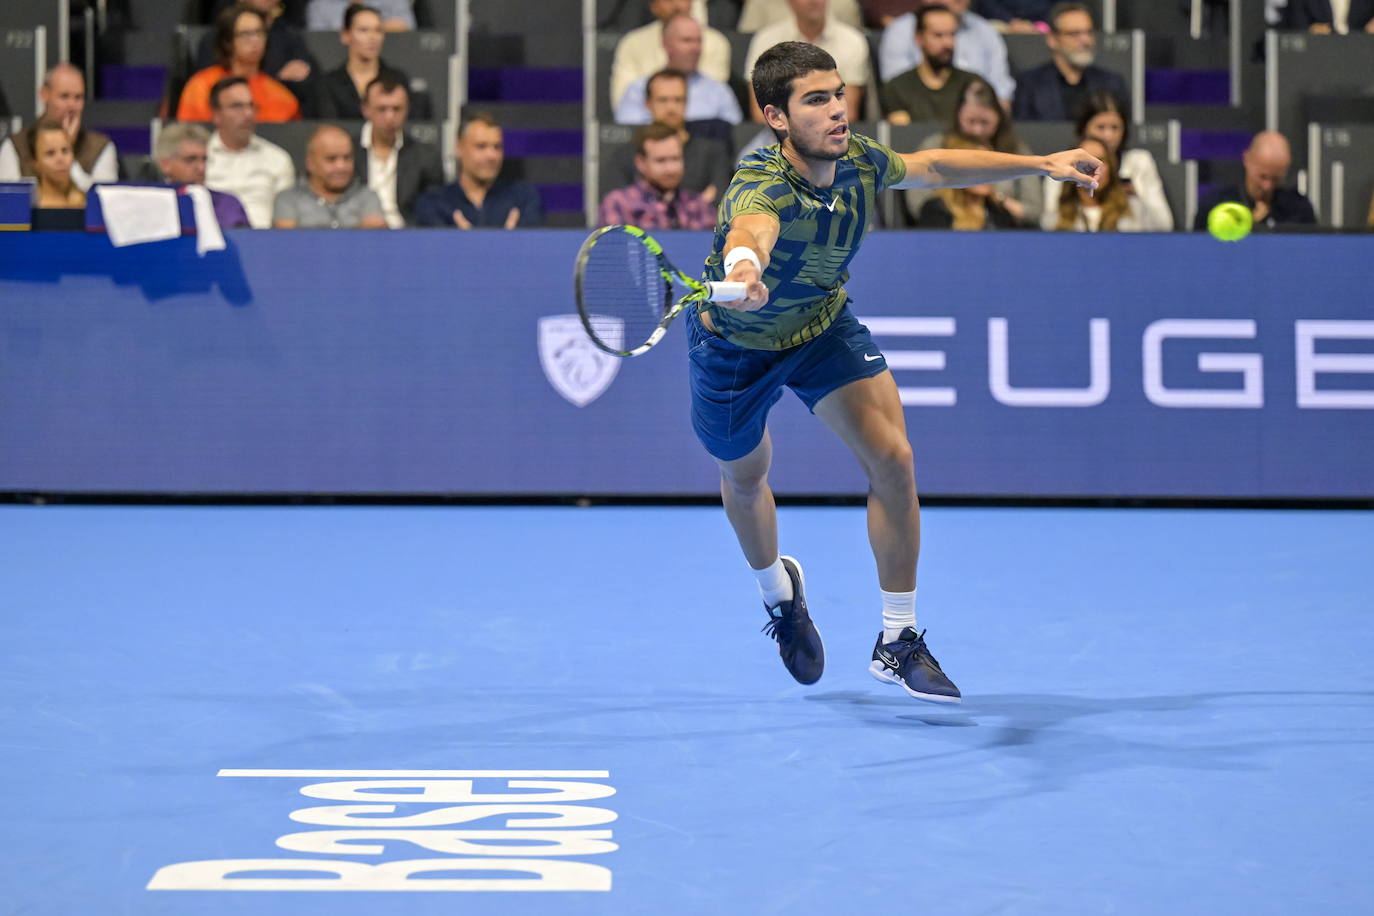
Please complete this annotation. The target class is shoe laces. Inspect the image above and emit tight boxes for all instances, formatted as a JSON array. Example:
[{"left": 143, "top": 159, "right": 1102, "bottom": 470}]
[
  {"left": 762, "top": 610, "right": 792, "bottom": 641},
  {"left": 907, "top": 628, "right": 946, "bottom": 674}
]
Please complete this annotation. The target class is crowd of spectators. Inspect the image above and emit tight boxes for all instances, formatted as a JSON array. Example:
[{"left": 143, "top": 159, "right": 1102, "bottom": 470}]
[{"left": 1, "top": 0, "right": 1370, "bottom": 234}]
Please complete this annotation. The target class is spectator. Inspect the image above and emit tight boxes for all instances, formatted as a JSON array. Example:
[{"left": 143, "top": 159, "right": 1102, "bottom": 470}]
[
  {"left": 1193, "top": 131, "right": 1317, "bottom": 232},
  {"left": 902, "top": 77, "right": 1041, "bottom": 224},
  {"left": 1012, "top": 3, "right": 1127, "bottom": 121},
  {"left": 197, "top": 0, "right": 315, "bottom": 111},
  {"left": 28, "top": 121, "right": 86, "bottom": 210},
  {"left": 0, "top": 64, "right": 117, "bottom": 191},
  {"left": 317, "top": 4, "right": 414, "bottom": 121},
  {"left": 599, "top": 122, "right": 717, "bottom": 229},
  {"left": 204, "top": 76, "right": 296, "bottom": 228},
  {"left": 974, "top": 0, "right": 1054, "bottom": 32},
  {"left": 177, "top": 3, "right": 301, "bottom": 122},
  {"left": 1043, "top": 91, "right": 1172, "bottom": 230},
  {"left": 356, "top": 74, "right": 443, "bottom": 228},
  {"left": 413, "top": 112, "right": 544, "bottom": 229},
  {"left": 308, "top": 0, "right": 414, "bottom": 31},
  {"left": 738, "top": 0, "right": 863, "bottom": 31},
  {"left": 880, "top": 0, "right": 1014, "bottom": 103},
  {"left": 610, "top": 0, "right": 732, "bottom": 112},
  {"left": 616, "top": 14, "right": 743, "bottom": 127},
  {"left": 1042, "top": 137, "right": 1166, "bottom": 232},
  {"left": 744, "top": 0, "right": 870, "bottom": 122},
  {"left": 273, "top": 126, "right": 387, "bottom": 228},
  {"left": 613, "top": 70, "right": 734, "bottom": 204},
  {"left": 916, "top": 136, "right": 1032, "bottom": 228},
  {"left": 883, "top": 5, "right": 981, "bottom": 125},
  {"left": 862, "top": 0, "right": 921, "bottom": 29},
  {"left": 1283, "top": 0, "right": 1374, "bottom": 32},
  {"left": 155, "top": 122, "right": 251, "bottom": 229}
]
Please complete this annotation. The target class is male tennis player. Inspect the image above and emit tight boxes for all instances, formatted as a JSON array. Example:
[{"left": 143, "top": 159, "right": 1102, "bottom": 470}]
[{"left": 693, "top": 41, "right": 1101, "bottom": 703}]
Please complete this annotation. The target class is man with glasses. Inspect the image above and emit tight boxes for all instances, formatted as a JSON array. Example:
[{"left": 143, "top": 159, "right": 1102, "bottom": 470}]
[
  {"left": 1012, "top": 2, "right": 1126, "bottom": 121},
  {"left": 204, "top": 77, "right": 296, "bottom": 228},
  {"left": 157, "top": 121, "right": 251, "bottom": 229}
]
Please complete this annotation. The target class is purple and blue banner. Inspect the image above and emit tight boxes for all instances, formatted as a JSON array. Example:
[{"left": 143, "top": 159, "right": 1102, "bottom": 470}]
[{"left": 1, "top": 230, "right": 1370, "bottom": 498}]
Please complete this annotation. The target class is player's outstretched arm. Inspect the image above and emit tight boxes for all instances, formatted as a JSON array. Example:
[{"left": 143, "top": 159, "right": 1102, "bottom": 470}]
[
  {"left": 894, "top": 147, "right": 1102, "bottom": 194},
  {"left": 716, "top": 212, "right": 780, "bottom": 312}
]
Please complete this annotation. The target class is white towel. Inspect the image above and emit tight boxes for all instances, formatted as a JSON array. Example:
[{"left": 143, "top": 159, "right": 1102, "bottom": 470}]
[
  {"left": 94, "top": 185, "right": 181, "bottom": 247},
  {"left": 184, "top": 184, "right": 226, "bottom": 256}
]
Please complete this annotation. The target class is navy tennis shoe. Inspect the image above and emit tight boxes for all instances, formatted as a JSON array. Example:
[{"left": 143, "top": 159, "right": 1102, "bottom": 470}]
[
  {"left": 869, "top": 627, "right": 961, "bottom": 703},
  {"left": 761, "top": 556, "right": 824, "bottom": 685}
]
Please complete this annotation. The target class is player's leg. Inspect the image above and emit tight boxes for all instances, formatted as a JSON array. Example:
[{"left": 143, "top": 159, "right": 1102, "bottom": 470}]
[
  {"left": 688, "top": 316, "right": 824, "bottom": 685},
  {"left": 813, "top": 371, "right": 960, "bottom": 704}
]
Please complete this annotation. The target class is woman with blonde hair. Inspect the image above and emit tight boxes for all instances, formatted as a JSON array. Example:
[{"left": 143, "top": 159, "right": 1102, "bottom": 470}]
[
  {"left": 904, "top": 77, "right": 1042, "bottom": 225},
  {"left": 915, "top": 135, "right": 1032, "bottom": 230},
  {"left": 1043, "top": 136, "right": 1154, "bottom": 232}
]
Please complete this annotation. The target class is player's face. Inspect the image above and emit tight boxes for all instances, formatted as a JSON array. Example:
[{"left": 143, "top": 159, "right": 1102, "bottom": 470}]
[
  {"left": 1083, "top": 111, "right": 1124, "bottom": 155},
  {"left": 458, "top": 122, "right": 504, "bottom": 183},
  {"left": 645, "top": 77, "right": 687, "bottom": 129},
  {"left": 636, "top": 136, "right": 685, "bottom": 192},
  {"left": 916, "top": 12, "right": 958, "bottom": 69},
  {"left": 774, "top": 69, "right": 848, "bottom": 162},
  {"left": 160, "top": 140, "right": 208, "bottom": 185}
]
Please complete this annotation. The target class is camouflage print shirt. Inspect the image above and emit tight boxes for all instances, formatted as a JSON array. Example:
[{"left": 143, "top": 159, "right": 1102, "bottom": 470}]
[{"left": 700, "top": 132, "right": 907, "bottom": 350}]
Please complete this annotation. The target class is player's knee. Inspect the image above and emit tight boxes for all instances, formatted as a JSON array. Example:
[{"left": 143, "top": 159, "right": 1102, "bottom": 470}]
[
  {"left": 720, "top": 464, "right": 769, "bottom": 496},
  {"left": 867, "top": 439, "right": 915, "bottom": 490}
]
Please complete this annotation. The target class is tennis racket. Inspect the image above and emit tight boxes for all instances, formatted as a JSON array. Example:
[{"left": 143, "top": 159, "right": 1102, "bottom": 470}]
[{"left": 574, "top": 224, "right": 748, "bottom": 357}]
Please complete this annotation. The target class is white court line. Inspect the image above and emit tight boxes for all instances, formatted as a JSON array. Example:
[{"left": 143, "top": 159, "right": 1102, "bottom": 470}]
[{"left": 218, "top": 769, "right": 611, "bottom": 778}]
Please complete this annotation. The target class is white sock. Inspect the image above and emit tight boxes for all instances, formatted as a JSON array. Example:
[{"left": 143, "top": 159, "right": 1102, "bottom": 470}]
[
  {"left": 882, "top": 588, "right": 916, "bottom": 643},
  {"left": 753, "top": 557, "right": 793, "bottom": 608}
]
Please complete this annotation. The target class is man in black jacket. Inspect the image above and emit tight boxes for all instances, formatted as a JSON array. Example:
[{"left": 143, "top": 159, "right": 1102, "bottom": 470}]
[
  {"left": 355, "top": 74, "right": 443, "bottom": 227},
  {"left": 1284, "top": 0, "right": 1374, "bottom": 32},
  {"left": 1193, "top": 131, "right": 1317, "bottom": 232},
  {"left": 1012, "top": 2, "right": 1127, "bottom": 121}
]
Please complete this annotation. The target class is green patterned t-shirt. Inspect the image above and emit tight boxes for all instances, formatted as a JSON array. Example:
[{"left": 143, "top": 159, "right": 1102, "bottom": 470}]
[{"left": 700, "top": 132, "right": 907, "bottom": 350}]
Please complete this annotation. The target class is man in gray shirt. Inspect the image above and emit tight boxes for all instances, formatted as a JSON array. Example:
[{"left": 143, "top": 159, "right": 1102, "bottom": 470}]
[{"left": 273, "top": 125, "right": 387, "bottom": 229}]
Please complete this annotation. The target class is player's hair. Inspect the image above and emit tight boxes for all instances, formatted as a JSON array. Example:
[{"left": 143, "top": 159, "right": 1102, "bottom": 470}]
[
  {"left": 459, "top": 109, "right": 501, "bottom": 138},
  {"left": 214, "top": 3, "right": 267, "bottom": 69},
  {"left": 645, "top": 68, "right": 688, "bottom": 101},
  {"left": 1049, "top": 2, "right": 1094, "bottom": 29},
  {"left": 209, "top": 75, "right": 251, "bottom": 110},
  {"left": 343, "top": 3, "right": 382, "bottom": 30},
  {"left": 365, "top": 72, "right": 409, "bottom": 102},
  {"left": 947, "top": 77, "right": 1021, "bottom": 155},
  {"left": 751, "top": 41, "right": 838, "bottom": 140},
  {"left": 916, "top": 3, "right": 957, "bottom": 32},
  {"left": 1073, "top": 91, "right": 1130, "bottom": 153},
  {"left": 155, "top": 122, "right": 209, "bottom": 160},
  {"left": 1055, "top": 137, "right": 1128, "bottom": 231},
  {"left": 632, "top": 121, "right": 682, "bottom": 156}
]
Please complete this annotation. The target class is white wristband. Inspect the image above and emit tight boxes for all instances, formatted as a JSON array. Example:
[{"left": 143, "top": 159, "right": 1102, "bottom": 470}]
[{"left": 723, "top": 246, "right": 761, "bottom": 276}]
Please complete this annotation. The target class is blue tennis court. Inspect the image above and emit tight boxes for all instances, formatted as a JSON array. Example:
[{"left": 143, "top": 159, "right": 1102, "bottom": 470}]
[{"left": 3, "top": 504, "right": 1371, "bottom": 914}]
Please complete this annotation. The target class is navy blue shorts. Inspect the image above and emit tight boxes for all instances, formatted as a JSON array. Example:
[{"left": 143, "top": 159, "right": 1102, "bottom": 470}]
[{"left": 686, "top": 304, "right": 888, "bottom": 462}]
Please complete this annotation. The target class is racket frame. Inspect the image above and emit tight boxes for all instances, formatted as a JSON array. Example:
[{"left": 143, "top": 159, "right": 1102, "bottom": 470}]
[{"left": 574, "top": 224, "right": 717, "bottom": 358}]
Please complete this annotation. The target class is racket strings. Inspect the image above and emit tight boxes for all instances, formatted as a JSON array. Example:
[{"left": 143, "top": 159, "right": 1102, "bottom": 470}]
[{"left": 579, "top": 232, "right": 671, "bottom": 352}]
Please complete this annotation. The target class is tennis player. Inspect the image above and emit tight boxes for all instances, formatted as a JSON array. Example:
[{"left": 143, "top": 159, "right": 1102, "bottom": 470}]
[{"left": 693, "top": 41, "right": 1102, "bottom": 703}]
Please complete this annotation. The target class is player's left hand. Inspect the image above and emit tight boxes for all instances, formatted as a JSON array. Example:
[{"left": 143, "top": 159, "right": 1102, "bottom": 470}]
[{"left": 1044, "top": 148, "right": 1103, "bottom": 195}]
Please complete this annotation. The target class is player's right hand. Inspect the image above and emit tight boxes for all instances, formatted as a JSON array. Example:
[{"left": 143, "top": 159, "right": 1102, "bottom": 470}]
[{"left": 718, "top": 262, "right": 769, "bottom": 312}]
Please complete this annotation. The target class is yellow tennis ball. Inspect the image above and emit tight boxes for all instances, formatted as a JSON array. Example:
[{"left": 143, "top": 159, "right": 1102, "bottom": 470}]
[{"left": 1207, "top": 202, "right": 1253, "bottom": 242}]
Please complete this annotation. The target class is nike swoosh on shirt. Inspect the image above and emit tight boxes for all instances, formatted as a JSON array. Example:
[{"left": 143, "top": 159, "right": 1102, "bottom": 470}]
[{"left": 864, "top": 353, "right": 884, "bottom": 362}]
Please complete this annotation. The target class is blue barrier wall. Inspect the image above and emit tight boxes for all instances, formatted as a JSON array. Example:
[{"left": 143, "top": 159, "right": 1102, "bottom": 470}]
[{"left": 1, "top": 230, "right": 1371, "bottom": 498}]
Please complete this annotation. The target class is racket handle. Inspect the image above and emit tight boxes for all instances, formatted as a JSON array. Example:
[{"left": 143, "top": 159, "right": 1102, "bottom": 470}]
[{"left": 705, "top": 281, "right": 748, "bottom": 302}]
